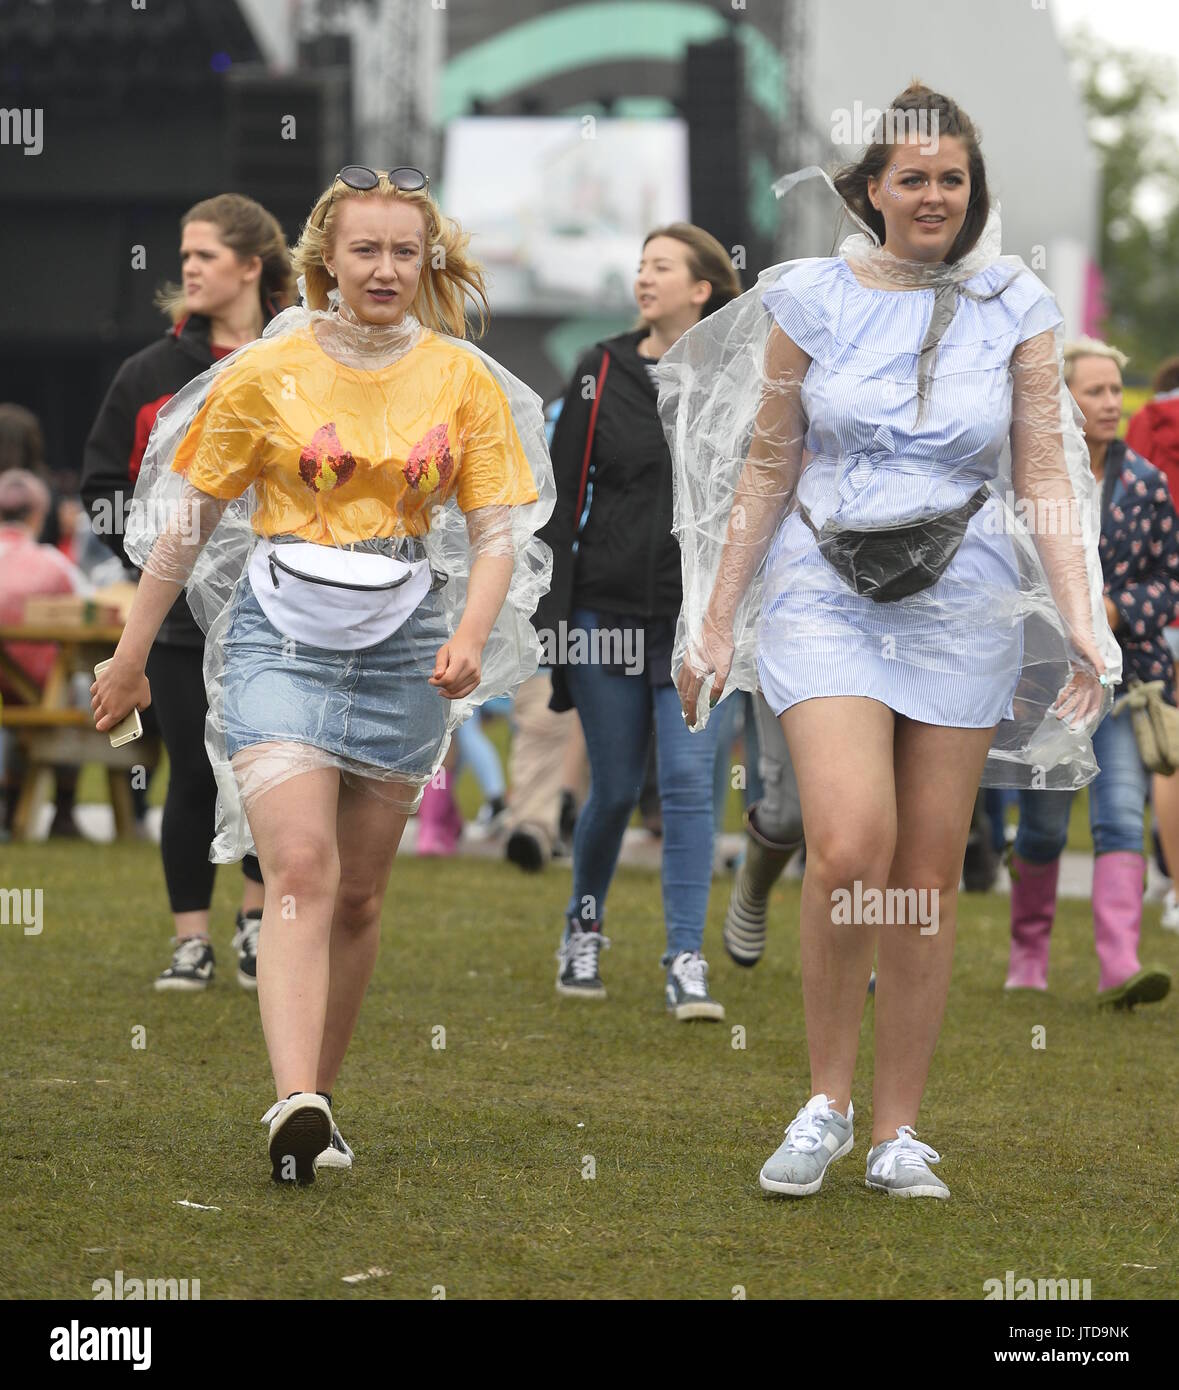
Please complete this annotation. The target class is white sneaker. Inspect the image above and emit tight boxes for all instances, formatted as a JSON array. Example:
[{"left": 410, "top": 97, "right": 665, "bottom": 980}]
[
  {"left": 1161, "top": 888, "right": 1179, "bottom": 933},
  {"left": 261, "top": 1093, "right": 331, "bottom": 1185},
  {"left": 317, "top": 1123, "right": 355, "bottom": 1171},
  {"left": 865, "top": 1125, "right": 949, "bottom": 1200}
]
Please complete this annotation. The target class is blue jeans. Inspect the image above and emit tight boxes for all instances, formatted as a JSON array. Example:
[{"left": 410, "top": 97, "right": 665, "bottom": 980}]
[
  {"left": 985, "top": 787, "right": 1018, "bottom": 854},
  {"left": 564, "top": 608, "right": 723, "bottom": 958},
  {"left": 456, "top": 715, "right": 506, "bottom": 799},
  {"left": 1014, "top": 710, "right": 1149, "bottom": 862}
]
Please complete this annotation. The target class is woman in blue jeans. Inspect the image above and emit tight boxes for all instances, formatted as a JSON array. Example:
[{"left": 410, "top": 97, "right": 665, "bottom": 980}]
[
  {"left": 535, "top": 223, "right": 742, "bottom": 1018},
  {"left": 1007, "top": 339, "right": 1176, "bottom": 1007}
]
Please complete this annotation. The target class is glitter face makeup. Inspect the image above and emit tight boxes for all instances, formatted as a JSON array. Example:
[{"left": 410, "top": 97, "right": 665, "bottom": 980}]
[{"left": 883, "top": 162, "right": 905, "bottom": 200}]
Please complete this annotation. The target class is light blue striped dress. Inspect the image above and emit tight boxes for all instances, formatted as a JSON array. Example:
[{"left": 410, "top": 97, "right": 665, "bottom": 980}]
[{"left": 756, "top": 256, "right": 1064, "bottom": 727}]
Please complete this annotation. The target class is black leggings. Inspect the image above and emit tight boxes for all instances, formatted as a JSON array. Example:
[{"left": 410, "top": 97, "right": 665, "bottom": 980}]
[{"left": 145, "top": 642, "right": 263, "bottom": 914}]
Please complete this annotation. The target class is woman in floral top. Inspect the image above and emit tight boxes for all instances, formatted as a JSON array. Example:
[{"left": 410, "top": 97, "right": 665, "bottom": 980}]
[{"left": 1006, "top": 338, "right": 1177, "bottom": 1008}]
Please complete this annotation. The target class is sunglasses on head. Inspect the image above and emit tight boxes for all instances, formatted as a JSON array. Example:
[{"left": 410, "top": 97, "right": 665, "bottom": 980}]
[{"left": 325, "top": 165, "right": 430, "bottom": 215}]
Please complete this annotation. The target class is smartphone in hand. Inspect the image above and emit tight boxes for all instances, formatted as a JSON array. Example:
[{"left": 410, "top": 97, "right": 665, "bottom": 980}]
[{"left": 93, "top": 657, "right": 143, "bottom": 748}]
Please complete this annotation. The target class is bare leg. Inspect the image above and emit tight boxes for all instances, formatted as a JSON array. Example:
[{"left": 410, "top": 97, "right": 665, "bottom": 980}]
[
  {"left": 238, "top": 757, "right": 341, "bottom": 1100},
  {"left": 173, "top": 909, "right": 211, "bottom": 940},
  {"left": 1152, "top": 771, "right": 1179, "bottom": 888},
  {"left": 872, "top": 717, "right": 996, "bottom": 1143},
  {"left": 781, "top": 697, "right": 898, "bottom": 1117},
  {"left": 317, "top": 780, "right": 413, "bottom": 1094},
  {"left": 1154, "top": 666, "right": 1179, "bottom": 886}
]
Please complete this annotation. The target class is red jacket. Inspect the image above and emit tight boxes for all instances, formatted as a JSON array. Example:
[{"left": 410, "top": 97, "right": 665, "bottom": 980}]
[{"left": 1126, "top": 391, "right": 1179, "bottom": 508}]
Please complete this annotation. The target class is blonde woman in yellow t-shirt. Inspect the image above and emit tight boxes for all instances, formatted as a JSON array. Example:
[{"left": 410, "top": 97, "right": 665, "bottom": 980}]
[{"left": 91, "top": 168, "right": 551, "bottom": 1185}]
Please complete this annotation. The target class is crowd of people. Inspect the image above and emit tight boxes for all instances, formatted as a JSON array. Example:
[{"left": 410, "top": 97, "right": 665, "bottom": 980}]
[{"left": 3, "top": 80, "right": 1177, "bottom": 1194}]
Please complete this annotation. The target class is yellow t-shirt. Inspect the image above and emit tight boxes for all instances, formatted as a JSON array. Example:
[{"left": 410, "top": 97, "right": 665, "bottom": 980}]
[{"left": 171, "top": 325, "right": 538, "bottom": 543}]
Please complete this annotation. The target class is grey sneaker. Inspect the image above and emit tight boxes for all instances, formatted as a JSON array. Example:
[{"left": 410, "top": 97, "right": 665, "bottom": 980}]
[
  {"left": 154, "top": 937, "right": 215, "bottom": 992},
  {"left": 759, "top": 1094, "right": 854, "bottom": 1196},
  {"left": 317, "top": 1122, "right": 355, "bottom": 1171},
  {"left": 556, "top": 920, "right": 609, "bottom": 999},
  {"left": 865, "top": 1125, "right": 949, "bottom": 1200},
  {"left": 665, "top": 950, "right": 725, "bottom": 1020}
]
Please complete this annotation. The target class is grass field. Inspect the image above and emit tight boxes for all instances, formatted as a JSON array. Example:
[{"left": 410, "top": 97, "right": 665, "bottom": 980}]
[{"left": 2, "top": 836, "right": 1177, "bottom": 1301}]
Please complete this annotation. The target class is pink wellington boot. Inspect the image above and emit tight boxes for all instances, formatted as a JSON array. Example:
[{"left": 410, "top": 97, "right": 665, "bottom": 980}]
[
  {"left": 1004, "top": 854, "right": 1060, "bottom": 991},
  {"left": 415, "top": 775, "right": 463, "bottom": 857},
  {"left": 1093, "top": 851, "right": 1171, "bottom": 1009}
]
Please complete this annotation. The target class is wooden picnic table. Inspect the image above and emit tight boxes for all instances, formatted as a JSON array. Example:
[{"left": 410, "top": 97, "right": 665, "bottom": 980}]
[{"left": 0, "top": 621, "right": 160, "bottom": 841}]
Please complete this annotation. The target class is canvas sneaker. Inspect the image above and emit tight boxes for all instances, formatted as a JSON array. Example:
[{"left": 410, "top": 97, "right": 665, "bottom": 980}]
[
  {"left": 1161, "top": 889, "right": 1179, "bottom": 933},
  {"left": 556, "top": 919, "right": 609, "bottom": 999},
  {"left": 232, "top": 910, "right": 262, "bottom": 990},
  {"left": 865, "top": 1125, "right": 949, "bottom": 1199},
  {"left": 664, "top": 950, "right": 725, "bottom": 1021},
  {"left": 154, "top": 937, "right": 215, "bottom": 992},
  {"left": 261, "top": 1092, "right": 332, "bottom": 1186},
  {"left": 759, "top": 1094, "right": 854, "bottom": 1196},
  {"left": 316, "top": 1122, "right": 355, "bottom": 1171}
]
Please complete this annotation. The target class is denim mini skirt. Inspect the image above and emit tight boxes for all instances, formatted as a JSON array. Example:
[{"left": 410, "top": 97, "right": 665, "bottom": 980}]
[{"left": 222, "top": 536, "right": 450, "bottom": 775}]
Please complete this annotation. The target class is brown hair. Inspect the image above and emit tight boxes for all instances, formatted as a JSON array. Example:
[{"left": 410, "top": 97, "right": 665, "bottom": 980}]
[
  {"left": 291, "top": 173, "right": 491, "bottom": 339},
  {"left": 1152, "top": 356, "right": 1179, "bottom": 395},
  {"left": 832, "top": 82, "right": 990, "bottom": 264},
  {"left": 156, "top": 193, "right": 296, "bottom": 325},
  {"left": 0, "top": 403, "right": 47, "bottom": 476},
  {"left": 641, "top": 223, "right": 743, "bottom": 320}
]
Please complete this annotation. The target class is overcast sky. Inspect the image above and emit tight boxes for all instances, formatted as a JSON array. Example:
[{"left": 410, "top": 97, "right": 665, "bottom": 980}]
[{"left": 1053, "top": 0, "right": 1179, "bottom": 70}]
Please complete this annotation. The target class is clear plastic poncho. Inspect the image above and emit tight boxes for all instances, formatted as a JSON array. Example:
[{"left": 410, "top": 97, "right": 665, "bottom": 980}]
[
  {"left": 657, "top": 168, "right": 1119, "bottom": 789},
  {"left": 125, "top": 294, "right": 554, "bottom": 861}
]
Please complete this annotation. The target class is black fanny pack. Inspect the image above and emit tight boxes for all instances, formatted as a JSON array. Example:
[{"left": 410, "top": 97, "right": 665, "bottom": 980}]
[{"left": 798, "top": 484, "right": 990, "bottom": 603}]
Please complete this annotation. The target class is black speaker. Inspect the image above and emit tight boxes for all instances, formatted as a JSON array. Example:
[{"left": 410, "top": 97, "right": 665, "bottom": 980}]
[
  {"left": 225, "top": 68, "right": 353, "bottom": 214},
  {"left": 683, "top": 36, "right": 746, "bottom": 272}
]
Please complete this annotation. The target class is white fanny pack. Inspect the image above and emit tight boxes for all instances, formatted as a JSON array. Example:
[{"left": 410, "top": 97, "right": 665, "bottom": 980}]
[{"left": 247, "top": 540, "right": 433, "bottom": 651}]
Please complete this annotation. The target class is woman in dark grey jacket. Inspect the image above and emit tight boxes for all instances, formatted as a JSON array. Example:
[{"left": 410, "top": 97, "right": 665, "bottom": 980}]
[
  {"left": 82, "top": 193, "right": 293, "bottom": 992},
  {"left": 537, "top": 223, "right": 740, "bottom": 1018}
]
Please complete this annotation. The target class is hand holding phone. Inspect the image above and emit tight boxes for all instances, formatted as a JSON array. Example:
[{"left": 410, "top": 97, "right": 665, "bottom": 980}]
[{"left": 92, "top": 657, "right": 145, "bottom": 747}]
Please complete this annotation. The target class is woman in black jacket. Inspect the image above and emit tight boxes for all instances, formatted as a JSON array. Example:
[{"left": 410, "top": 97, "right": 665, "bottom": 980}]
[
  {"left": 538, "top": 223, "right": 741, "bottom": 1017},
  {"left": 82, "top": 193, "right": 294, "bottom": 991}
]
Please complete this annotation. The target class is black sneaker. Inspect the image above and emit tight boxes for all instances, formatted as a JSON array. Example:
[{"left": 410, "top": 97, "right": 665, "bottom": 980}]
[
  {"left": 232, "top": 910, "right": 262, "bottom": 990},
  {"left": 506, "top": 828, "right": 545, "bottom": 873},
  {"left": 556, "top": 918, "right": 609, "bottom": 999},
  {"left": 155, "top": 937, "right": 215, "bottom": 992},
  {"left": 664, "top": 950, "right": 725, "bottom": 1021}
]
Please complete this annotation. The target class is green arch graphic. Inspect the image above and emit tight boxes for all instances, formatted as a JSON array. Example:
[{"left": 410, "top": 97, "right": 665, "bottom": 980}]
[{"left": 439, "top": 2, "right": 728, "bottom": 122}]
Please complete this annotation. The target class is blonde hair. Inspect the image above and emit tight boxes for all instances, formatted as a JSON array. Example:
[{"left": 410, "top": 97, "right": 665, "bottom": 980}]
[
  {"left": 291, "top": 173, "right": 490, "bottom": 339},
  {"left": 1063, "top": 336, "right": 1129, "bottom": 384},
  {"left": 156, "top": 193, "right": 296, "bottom": 326}
]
